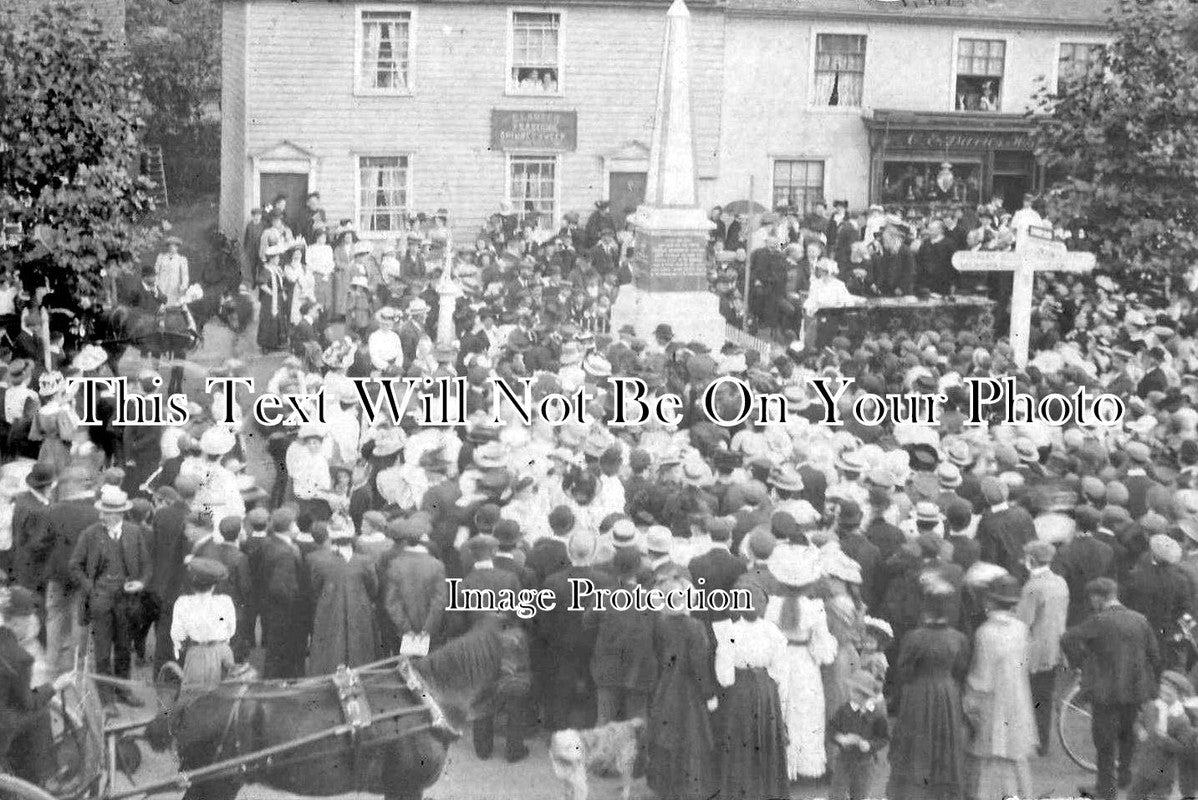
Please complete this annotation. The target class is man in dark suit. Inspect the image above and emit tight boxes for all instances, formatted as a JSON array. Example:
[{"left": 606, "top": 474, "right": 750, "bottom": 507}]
[
  {"left": 10, "top": 463, "right": 55, "bottom": 593},
  {"left": 586, "top": 227, "right": 620, "bottom": 278},
  {"left": 193, "top": 516, "right": 254, "bottom": 661},
  {"left": 687, "top": 516, "right": 745, "bottom": 627},
  {"left": 1121, "top": 534, "right": 1193, "bottom": 670},
  {"left": 493, "top": 520, "right": 536, "bottom": 589},
  {"left": 41, "top": 467, "right": 99, "bottom": 677},
  {"left": 381, "top": 515, "right": 448, "bottom": 652},
  {"left": 526, "top": 506, "right": 574, "bottom": 588},
  {"left": 146, "top": 485, "right": 190, "bottom": 673},
  {"left": 258, "top": 509, "right": 308, "bottom": 679},
  {"left": 448, "top": 534, "right": 520, "bottom": 638},
  {"left": 836, "top": 501, "right": 882, "bottom": 608},
  {"left": 0, "top": 587, "right": 55, "bottom": 785},
  {"left": 538, "top": 532, "right": 617, "bottom": 731},
  {"left": 397, "top": 300, "right": 429, "bottom": 371},
  {"left": 69, "top": 487, "right": 151, "bottom": 705},
  {"left": 1062, "top": 577, "right": 1160, "bottom": 800},
  {"left": 1121, "top": 441, "right": 1162, "bottom": 521},
  {"left": 1054, "top": 505, "right": 1115, "bottom": 625},
  {"left": 974, "top": 477, "right": 1036, "bottom": 580}
]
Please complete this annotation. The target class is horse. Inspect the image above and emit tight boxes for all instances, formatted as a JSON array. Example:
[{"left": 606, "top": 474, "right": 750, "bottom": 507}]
[{"left": 146, "top": 622, "right": 504, "bottom": 800}]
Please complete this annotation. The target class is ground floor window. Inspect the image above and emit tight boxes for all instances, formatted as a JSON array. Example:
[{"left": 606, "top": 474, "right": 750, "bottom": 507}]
[
  {"left": 358, "top": 155, "right": 410, "bottom": 233},
  {"left": 772, "top": 159, "right": 824, "bottom": 215},
  {"left": 509, "top": 154, "right": 556, "bottom": 228},
  {"left": 881, "top": 159, "right": 981, "bottom": 205}
]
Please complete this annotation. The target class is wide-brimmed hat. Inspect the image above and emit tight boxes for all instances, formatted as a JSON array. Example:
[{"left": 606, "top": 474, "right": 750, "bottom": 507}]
[
  {"left": 164, "top": 235, "right": 183, "bottom": 247},
  {"left": 583, "top": 354, "right": 612, "bottom": 378},
  {"left": 94, "top": 485, "right": 132, "bottom": 514},
  {"left": 936, "top": 463, "right": 962, "bottom": 489},
  {"left": 1150, "top": 534, "right": 1183, "bottom": 565},
  {"left": 862, "top": 615, "right": 893, "bottom": 646},
  {"left": 71, "top": 345, "right": 108, "bottom": 373},
  {"left": 407, "top": 298, "right": 431, "bottom": 316},
  {"left": 199, "top": 427, "right": 236, "bottom": 457},
  {"left": 38, "top": 371, "right": 64, "bottom": 397},
  {"left": 1014, "top": 439, "right": 1039, "bottom": 464},
  {"left": 769, "top": 466, "right": 804, "bottom": 493},
  {"left": 944, "top": 440, "right": 973, "bottom": 468},
  {"left": 25, "top": 463, "right": 56, "bottom": 490},
  {"left": 835, "top": 450, "right": 865, "bottom": 475},
  {"left": 769, "top": 547, "right": 822, "bottom": 589}
]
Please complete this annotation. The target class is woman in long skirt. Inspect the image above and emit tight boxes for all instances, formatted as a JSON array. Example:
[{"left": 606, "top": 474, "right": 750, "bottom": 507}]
[
  {"left": 713, "top": 576, "right": 789, "bottom": 800},
  {"left": 257, "top": 256, "right": 288, "bottom": 352},
  {"left": 765, "top": 547, "right": 839, "bottom": 780},
  {"left": 822, "top": 550, "right": 866, "bottom": 720},
  {"left": 886, "top": 592, "right": 972, "bottom": 800},
  {"left": 331, "top": 226, "right": 356, "bottom": 320},
  {"left": 170, "top": 558, "right": 236, "bottom": 694},
  {"left": 647, "top": 577, "right": 718, "bottom": 800}
]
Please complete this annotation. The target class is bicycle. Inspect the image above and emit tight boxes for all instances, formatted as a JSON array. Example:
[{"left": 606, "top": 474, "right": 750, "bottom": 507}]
[{"left": 1058, "top": 612, "right": 1198, "bottom": 772}]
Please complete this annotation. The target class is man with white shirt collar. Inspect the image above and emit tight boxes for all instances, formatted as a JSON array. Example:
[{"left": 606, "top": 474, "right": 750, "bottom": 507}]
[
  {"left": 69, "top": 486, "right": 150, "bottom": 705},
  {"left": 11, "top": 463, "right": 55, "bottom": 593}
]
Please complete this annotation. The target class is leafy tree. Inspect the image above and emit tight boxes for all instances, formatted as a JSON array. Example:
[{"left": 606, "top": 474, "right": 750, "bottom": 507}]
[
  {"left": 0, "top": 2, "right": 157, "bottom": 310},
  {"left": 1032, "top": 0, "right": 1198, "bottom": 282},
  {"left": 128, "top": 0, "right": 220, "bottom": 141}
]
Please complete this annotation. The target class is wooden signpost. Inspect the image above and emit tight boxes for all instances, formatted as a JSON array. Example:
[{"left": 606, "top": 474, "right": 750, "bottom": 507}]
[{"left": 952, "top": 225, "right": 1096, "bottom": 368}]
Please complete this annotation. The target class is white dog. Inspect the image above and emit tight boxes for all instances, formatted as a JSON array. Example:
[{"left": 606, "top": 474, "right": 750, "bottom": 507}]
[{"left": 548, "top": 718, "right": 645, "bottom": 800}]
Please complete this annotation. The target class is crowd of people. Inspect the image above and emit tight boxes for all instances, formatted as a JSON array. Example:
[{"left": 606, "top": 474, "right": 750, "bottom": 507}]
[{"left": 0, "top": 187, "right": 1197, "bottom": 800}]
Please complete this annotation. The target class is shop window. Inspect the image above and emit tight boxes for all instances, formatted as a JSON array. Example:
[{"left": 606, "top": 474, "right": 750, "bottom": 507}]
[
  {"left": 358, "top": 156, "right": 411, "bottom": 234},
  {"left": 509, "top": 12, "right": 561, "bottom": 95},
  {"left": 814, "top": 34, "right": 866, "bottom": 107},
  {"left": 955, "top": 38, "right": 1004, "bottom": 112},
  {"left": 509, "top": 155, "right": 557, "bottom": 228},
  {"left": 881, "top": 161, "right": 981, "bottom": 206},
  {"left": 772, "top": 160, "right": 825, "bottom": 215},
  {"left": 1058, "top": 42, "right": 1104, "bottom": 86},
  {"left": 357, "top": 10, "right": 413, "bottom": 93}
]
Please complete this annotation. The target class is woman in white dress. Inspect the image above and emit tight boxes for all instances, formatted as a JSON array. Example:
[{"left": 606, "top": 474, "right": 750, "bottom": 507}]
[
  {"left": 306, "top": 226, "right": 336, "bottom": 313},
  {"left": 765, "top": 545, "right": 838, "bottom": 780}
]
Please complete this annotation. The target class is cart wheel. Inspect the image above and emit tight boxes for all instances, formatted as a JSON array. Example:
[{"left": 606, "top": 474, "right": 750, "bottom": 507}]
[
  {"left": 0, "top": 774, "right": 58, "bottom": 800},
  {"left": 1058, "top": 675, "right": 1097, "bottom": 772}
]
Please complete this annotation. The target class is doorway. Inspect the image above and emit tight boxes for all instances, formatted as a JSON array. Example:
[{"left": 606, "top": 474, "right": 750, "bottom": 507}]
[
  {"left": 991, "top": 151, "right": 1035, "bottom": 213},
  {"left": 259, "top": 172, "right": 309, "bottom": 234},
  {"left": 608, "top": 172, "right": 647, "bottom": 229}
]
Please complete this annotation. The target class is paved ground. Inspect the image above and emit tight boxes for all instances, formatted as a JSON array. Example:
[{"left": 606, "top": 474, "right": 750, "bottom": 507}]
[{"left": 96, "top": 316, "right": 1101, "bottom": 800}]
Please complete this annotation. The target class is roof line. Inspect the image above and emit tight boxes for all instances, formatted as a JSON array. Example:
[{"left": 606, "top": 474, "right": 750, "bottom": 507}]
[{"left": 724, "top": 8, "right": 1109, "bottom": 29}]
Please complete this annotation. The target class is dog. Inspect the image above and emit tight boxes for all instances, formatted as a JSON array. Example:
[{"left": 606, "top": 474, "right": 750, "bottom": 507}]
[{"left": 548, "top": 717, "right": 645, "bottom": 800}]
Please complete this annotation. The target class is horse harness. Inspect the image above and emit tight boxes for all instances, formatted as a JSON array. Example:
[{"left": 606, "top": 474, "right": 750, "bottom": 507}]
[{"left": 201, "top": 658, "right": 458, "bottom": 784}]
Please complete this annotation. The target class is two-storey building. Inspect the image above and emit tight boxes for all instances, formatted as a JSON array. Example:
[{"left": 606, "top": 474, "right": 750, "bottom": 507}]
[{"left": 219, "top": 0, "right": 1108, "bottom": 242}]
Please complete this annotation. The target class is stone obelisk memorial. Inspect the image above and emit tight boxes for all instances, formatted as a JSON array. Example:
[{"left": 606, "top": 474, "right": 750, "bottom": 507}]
[{"left": 610, "top": 0, "right": 722, "bottom": 349}]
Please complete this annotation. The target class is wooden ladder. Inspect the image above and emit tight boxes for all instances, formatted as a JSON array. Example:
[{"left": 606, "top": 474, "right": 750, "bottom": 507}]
[{"left": 145, "top": 146, "right": 169, "bottom": 210}]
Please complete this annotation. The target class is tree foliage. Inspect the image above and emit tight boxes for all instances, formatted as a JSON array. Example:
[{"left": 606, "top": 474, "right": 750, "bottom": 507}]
[
  {"left": 1033, "top": 0, "right": 1198, "bottom": 281},
  {"left": 128, "top": 0, "right": 221, "bottom": 144},
  {"left": 0, "top": 2, "right": 157, "bottom": 309}
]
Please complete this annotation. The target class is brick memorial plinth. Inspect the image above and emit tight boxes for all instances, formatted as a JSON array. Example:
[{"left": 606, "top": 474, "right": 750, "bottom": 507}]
[{"left": 608, "top": 0, "right": 724, "bottom": 350}]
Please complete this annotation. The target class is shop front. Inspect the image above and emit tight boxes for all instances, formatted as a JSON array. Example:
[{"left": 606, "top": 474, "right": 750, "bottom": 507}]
[{"left": 865, "top": 109, "right": 1043, "bottom": 213}]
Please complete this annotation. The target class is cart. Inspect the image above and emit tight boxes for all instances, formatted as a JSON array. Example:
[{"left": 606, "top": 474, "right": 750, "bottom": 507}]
[{"left": 0, "top": 654, "right": 452, "bottom": 800}]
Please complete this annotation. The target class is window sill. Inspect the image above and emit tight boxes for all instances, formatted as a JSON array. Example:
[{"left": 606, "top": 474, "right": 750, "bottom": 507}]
[
  {"left": 354, "top": 87, "right": 415, "bottom": 98},
  {"left": 807, "top": 104, "right": 866, "bottom": 114},
  {"left": 505, "top": 89, "right": 564, "bottom": 99}
]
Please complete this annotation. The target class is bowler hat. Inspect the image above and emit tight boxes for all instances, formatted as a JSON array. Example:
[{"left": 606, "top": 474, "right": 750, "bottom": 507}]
[{"left": 25, "top": 463, "right": 56, "bottom": 490}]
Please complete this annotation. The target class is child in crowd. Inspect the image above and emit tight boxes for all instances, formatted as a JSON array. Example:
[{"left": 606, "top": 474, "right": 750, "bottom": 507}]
[
  {"left": 1127, "top": 671, "right": 1196, "bottom": 800},
  {"left": 827, "top": 670, "right": 890, "bottom": 800}
]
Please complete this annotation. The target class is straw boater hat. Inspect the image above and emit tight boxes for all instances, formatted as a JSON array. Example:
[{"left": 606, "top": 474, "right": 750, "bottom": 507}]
[
  {"left": 769, "top": 546, "right": 822, "bottom": 589},
  {"left": 94, "top": 485, "right": 132, "bottom": 514},
  {"left": 71, "top": 345, "right": 108, "bottom": 373}
]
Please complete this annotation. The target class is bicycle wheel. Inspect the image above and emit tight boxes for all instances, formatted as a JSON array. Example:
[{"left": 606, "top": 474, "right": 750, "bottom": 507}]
[
  {"left": 1058, "top": 677, "right": 1097, "bottom": 772},
  {"left": 0, "top": 774, "right": 58, "bottom": 800}
]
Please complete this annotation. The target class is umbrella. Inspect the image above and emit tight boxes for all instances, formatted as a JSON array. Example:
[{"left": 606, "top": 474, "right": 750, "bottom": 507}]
[{"left": 723, "top": 199, "right": 767, "bottom": 215}]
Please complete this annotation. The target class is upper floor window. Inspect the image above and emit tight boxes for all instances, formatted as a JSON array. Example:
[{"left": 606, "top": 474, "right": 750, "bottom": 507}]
[
  {"left": 358, "top": 10, "right": 412, "bottom": 93},
  {"left": 955, "top": 38, "right": 1004, "bottom": 112},
  {"left": 1058, "top": 42, "right": 1105, "bottom": 85},
  {"left": 509, "top": 11, "right": 562, "bottom": 95},
  {"left": 814, "top": 34, "right": 866, "bottom": 107}
]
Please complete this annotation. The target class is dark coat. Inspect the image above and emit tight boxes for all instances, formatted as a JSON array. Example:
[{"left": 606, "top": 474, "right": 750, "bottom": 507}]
[
  {"left": 647, "top": 613, "right": 717, "bottom": 800},
  {"left": 687, "top": 546, "right": 746, "bottom": 624},
  {"left": 42, "top": 497, "right": 99, "bottom": 590},
  {"left": 381, "top": 546, "right": 447, "bottom": 639},
  {"left": 1053, "top": 533, "right": 1115, "bottom": 624},
  {"left": 147, "top": 500, "right": 189, "bottom": 605},
  {"left": 1123, "top": 472, "right": 1162, "bottom": 521},
  {"left": 192, "top": 539, "right": 252, "bottom": 611},
  {"left": 307, "top": 551, "right": 378, "bottom": 675},
  {"left": 590, "top": 582, "right": 658, "bottom": 691},
  {"left": 947, "top": 534, "right": 981, "bottom": 573},
  {"left": 1061, "top": 603, "right": 1159, "bottom": 706},
  {"left": 121, "top": 423, "right": 162, "bottom": 497},
  {"left": 975, "top": 505, "right": 1036, "bottom": 579},
  {"left": 1122, "top": 561, "right": 1193, "bottom": 653},
  {"left": 447, "top": 564, "right": 519, "bottom": 636},
  {"left": 258, "top": 535, "right": 306, "bottom": 605},
  {"left": 840, "top": 531, "right": 882, "bottom": 608},
  {"left": 69, "top": 521, "right": 153, "bottom": 602},
  {"left": 10, "top": 490, "right": 52, "bottom": 591},
  {"left": 0, "top": 626, "right": 52, "bottom": 770}
]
